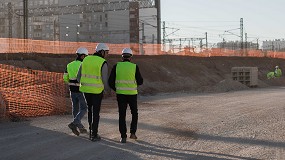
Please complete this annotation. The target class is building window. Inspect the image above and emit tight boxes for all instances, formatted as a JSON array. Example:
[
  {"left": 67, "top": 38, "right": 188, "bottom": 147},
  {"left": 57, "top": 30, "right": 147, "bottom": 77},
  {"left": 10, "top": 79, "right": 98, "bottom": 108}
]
[
  {"left": 34, "top": 25, "right": 42, "bottom": 30},
  {"left": 34, "top": 33, "right": 41, "bottom": 37},
  {"left": 105, "top": 22, "right": 108, "bottom": 27},
  {"left": 0, "top": 18, "right": 5, "bottom": 25},
  {"left": 100, "top": 15, "right": 102, "bottom": 22},
  {"left": 105, "top": 14, "right": 108, "bottom": 19},
  {"left": 0, "top": 26, "right": 5, "bottom": 33}
]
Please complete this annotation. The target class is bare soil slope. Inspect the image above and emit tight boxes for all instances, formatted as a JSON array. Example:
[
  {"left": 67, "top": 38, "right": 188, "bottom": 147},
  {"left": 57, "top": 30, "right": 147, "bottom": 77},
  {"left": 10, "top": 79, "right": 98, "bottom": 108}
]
[{"left": 1, "top": 53, "right": 285, "bottom": 94}]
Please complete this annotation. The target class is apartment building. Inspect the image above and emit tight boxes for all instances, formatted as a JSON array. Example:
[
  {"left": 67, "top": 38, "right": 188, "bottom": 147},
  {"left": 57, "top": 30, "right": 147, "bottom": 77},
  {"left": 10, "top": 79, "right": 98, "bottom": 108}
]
[
  {"left": 263, "top": 39, "right": 285, "bottom": 51},
  {"left": 0, "top": 0, "right": 158, "bottom": 45}
]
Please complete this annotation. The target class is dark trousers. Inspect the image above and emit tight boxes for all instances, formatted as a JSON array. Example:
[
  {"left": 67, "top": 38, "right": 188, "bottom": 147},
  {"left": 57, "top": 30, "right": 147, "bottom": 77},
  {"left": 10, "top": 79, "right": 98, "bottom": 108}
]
[
  {"left": 84, "top": 92, "right": 103, "bottom": 136},
  {"left": 117, "top": 94, "right": 138, "bottom": 138}
]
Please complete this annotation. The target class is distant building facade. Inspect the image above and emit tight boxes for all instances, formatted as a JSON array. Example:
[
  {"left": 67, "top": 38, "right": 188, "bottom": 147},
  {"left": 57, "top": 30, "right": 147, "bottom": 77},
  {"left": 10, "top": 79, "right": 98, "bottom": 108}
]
[
  {"left": 217, "top": 41, "right": 259, "bottom": 50},
  {"left": 0, "top": 0, "right": 158, "bottom": 45},
  {"left": 262, "top": 39, "right": 285, "bottom": 51}
]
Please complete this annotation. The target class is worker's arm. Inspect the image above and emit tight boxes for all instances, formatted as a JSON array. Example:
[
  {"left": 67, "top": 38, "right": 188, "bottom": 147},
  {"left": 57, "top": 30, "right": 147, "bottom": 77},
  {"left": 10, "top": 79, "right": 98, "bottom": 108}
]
[
  {"left": 102, "top": 62, "right": 111, "bottom": 93},
  {"left": 135, "top": 65, "right": 143, "bottom": 85},
  {"left": 108, "top": 64, "right": 117, "bottom": 91},
  {"left": 63, "top": 67, "right": 69, "bottom": 83},
  {"left": 76, "top": 64, "right": 82, "bottom": 82}
]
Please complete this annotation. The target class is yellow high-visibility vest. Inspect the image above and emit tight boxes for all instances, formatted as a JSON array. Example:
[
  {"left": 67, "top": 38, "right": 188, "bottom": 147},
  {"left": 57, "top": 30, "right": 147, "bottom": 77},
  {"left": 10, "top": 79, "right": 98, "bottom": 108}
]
[
  {"left": 80, "top": 56, "right": 106, "bottom": 94},
  {"left": 115, "top": 62, "right": 138, "bottom": 95},
  {"left": 63, "top": 60, "right": 81, "bottom": 86}
]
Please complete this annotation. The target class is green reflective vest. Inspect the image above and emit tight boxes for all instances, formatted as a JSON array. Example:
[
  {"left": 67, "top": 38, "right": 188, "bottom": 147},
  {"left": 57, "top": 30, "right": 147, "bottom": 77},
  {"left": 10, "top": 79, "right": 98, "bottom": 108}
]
[
  {"left": 115, "top": 62, "right": 138, "bottom": 95},
  {"left": 79, "top": 56, "right": 106, "bottom": 94},
  {"left": 63, "top": 60, "right": 81, "bottom": 86},
  {"left": 275, "top": 68, "right": 282, "bottom": 77}
]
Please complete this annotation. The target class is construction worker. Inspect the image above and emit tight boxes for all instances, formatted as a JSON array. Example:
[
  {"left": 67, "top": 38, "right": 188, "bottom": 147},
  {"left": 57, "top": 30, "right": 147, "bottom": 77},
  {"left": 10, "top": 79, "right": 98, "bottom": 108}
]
[
  {"left": 274, "top": 66, "right": 282, "bottom": 77},
  {"left": 77, "top": 43, "right": 110, "bottom": 141},
  {"left": 108, "top": 48, "right": 143, "bottom": 143},
  {"left": 267, "top": 65, "right": 282, "bottom": 79},
  {"left": 63, "top": 47, "right": 88, "bottom": 136}
]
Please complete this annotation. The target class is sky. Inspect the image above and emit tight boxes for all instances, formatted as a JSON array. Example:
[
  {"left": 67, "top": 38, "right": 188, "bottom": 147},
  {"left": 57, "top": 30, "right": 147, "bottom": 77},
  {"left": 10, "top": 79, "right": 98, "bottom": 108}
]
[{"left": 161, "top": 0, "right": 285, "bottom": 46}]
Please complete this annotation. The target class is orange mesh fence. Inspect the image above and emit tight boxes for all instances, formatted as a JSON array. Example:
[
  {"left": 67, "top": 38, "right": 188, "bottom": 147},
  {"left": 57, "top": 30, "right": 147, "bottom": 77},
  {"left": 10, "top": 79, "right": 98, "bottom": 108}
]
[
  {"left": 2, "top": 38, "right": 285, "bottom": 59},
  {"left": 0, "top": 64, "right": 69, "bottom": 120}
]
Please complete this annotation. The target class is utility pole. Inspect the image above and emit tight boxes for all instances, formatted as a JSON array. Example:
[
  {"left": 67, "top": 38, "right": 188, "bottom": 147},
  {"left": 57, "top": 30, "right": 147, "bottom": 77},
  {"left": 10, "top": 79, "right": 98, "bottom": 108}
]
[
  {"left": 179, "top": 38, "right": 182, "bottom": 52},
  {"left": 156, "top": 0, "right": 161, "bottom": 45},
  {"left": 240, "top": 18, "right": 244, "bottom": 52},
  {"left": 245, "top": 33, "right": 248, "bottom": 56},
  {"left": 8, "top": 2, "right": 12, "bottom": 38},
  {"left": 142, "top": 22, "right": 145, "bottom": 55},
  {"left": 205, "top": 32, "right": 208, "bottom": 49},
  {"left": 256, "top": 38, "right": 259, "bottom": 50},
  {"left": 162, "top": 21, "right": 166, "bottom": 52},
  {"left": 8, "top": 2, "right": 13, "bottom": 55},
  {"left": 245, "top": 33, "right": 247, "bottom": 48},
  {"left": 142, "top": 23, "right": 145, "bottom": 43},
  {"left": 23, "top": 0, "right": 28, "bottom": 39}
]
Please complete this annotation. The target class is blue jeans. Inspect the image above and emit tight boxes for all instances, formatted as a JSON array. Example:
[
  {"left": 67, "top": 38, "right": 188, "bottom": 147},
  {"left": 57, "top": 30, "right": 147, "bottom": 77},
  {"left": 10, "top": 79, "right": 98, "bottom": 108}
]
[{"left": 70, "top": 92, "right": 87, "bottom": 128}]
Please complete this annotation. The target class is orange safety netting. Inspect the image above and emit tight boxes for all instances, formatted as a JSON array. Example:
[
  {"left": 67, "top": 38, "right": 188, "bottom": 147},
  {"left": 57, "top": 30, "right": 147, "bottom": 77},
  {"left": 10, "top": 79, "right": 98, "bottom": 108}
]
[
  {"left": 1, "top": 38, "right": 285, "bottom": 59},
  {"left": 0, "top": 38, "right": 162, "bottom": 55},
  {"left": 0, "top": 64, "right": 69, "bottom": 120}
]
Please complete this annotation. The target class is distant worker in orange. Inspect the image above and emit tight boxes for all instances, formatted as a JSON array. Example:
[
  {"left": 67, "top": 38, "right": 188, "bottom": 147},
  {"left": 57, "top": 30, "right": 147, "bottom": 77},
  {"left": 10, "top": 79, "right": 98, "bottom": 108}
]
[
  {"left": 108, "top": 48, "right": 143, "bottom": 143},
  {"left": 63, "top": 47, "right": 89, "bottom": 136},
  {"left": 77, "top": 43, "right": 111, "bottom": 142}
]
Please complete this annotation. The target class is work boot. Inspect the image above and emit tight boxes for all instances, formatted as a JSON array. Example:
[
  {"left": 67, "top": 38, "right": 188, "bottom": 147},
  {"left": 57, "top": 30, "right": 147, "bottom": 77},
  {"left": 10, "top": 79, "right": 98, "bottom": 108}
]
[
  {"left": 90, "top": 134, "right": 101, "bottom": 142},
  {"left": 120, "top": 138, "right": 127, "bottom": 143},
  {"left": 79, "top": 128, "right": 87, "bottom": 134},
  {"left": 68, "top": 123, "right": 79, "bottom": 136},
  {"left": 130, "top": 133, "right": 137, "bottom": 139}
]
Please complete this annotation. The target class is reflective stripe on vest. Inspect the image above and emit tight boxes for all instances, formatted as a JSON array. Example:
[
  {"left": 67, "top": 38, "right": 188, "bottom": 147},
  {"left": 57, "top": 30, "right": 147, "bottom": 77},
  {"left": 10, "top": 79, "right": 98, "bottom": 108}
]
[
  {"left": 81, "top": 74, "right": 101, "bottom": 79},
  {"left": 63, "top": 60, "right": 81, "bottom": 84},
  {"left": 68, "top": 83, "right": 80, "bottom": 86},
  {"left": 115, "top": 62, "right": 137, "bottom": 95},
  {"left": 80, "top": 56, "right": 106, "bottom": 94}
]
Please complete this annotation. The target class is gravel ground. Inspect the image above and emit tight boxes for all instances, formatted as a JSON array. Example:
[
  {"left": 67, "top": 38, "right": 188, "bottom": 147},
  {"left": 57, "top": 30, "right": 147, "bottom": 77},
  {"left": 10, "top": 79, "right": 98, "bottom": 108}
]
[{"left": 0, "top": 87, "right": 284, "bottom": 160}]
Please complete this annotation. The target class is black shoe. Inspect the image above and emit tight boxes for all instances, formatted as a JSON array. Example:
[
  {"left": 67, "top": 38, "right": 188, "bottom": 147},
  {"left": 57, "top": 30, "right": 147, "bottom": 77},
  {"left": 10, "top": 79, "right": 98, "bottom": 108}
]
[
  {"left": 130, "top": 133, "right": 137, "bottom": 139},
  {"left": 68, "top": 123, "right": 79, "bottom": 136},
  {"left": 79, "top": 128, "right": 87, "bottom": 134},
  {"left": 120, "top": 138, "right": 127, "bottom": 143},
  {"left": 90, "top": 134, "right": 101, "bottom": 142}
]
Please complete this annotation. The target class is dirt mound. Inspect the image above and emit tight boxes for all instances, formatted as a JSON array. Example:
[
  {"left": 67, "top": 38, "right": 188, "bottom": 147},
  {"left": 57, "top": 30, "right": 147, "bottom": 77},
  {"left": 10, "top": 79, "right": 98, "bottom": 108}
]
[{"left": 1, "top": 54, "right": 285, "bottom": 95}]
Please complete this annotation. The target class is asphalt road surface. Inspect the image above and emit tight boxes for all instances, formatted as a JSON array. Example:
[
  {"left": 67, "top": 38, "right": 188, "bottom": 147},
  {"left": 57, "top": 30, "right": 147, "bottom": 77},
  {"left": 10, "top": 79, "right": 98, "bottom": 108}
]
[{"left": 0, "top": 87, "right": 284, "bottom": 160}]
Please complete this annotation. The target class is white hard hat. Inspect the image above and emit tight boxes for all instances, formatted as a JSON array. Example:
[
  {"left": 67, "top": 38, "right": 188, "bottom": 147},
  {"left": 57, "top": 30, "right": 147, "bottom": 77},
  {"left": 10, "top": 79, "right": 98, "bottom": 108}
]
[
  {"left": 95, "top": 43, "right": 109, "bottom": 52},
  {"left": 76, "top": 47, "right": 88, "bottom": 55},
  {"left": 121, "top": 48, "right": 133, "bottom": 57},
  {"left": 276, "top": 66, "right": 279, "bottom": 69}
]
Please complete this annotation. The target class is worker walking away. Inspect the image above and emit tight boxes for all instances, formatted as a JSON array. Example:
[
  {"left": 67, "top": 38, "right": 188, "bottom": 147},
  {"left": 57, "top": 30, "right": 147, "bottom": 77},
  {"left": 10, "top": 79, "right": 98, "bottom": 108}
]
[
  {"left": 77, "top": 43, "right": 110, "bottom": 142},
  {"left": 63, "top": 47, "right": 89, "bottom": 136},
  {"left": 108, "top": 48, "right": 143, "bottom": 143}
]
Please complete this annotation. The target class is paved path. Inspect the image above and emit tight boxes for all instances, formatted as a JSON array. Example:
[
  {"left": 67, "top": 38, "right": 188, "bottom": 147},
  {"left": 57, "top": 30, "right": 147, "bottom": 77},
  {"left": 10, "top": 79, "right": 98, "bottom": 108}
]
[{"left": 0, "top": 87, "right": 284, "bottom": 160}]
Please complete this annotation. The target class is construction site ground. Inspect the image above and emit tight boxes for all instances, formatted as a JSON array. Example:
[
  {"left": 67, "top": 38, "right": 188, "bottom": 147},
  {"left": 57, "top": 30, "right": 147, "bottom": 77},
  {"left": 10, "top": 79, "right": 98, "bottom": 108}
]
[{"left": 0, "top": 54, "right": 285, "bottom": 159}]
